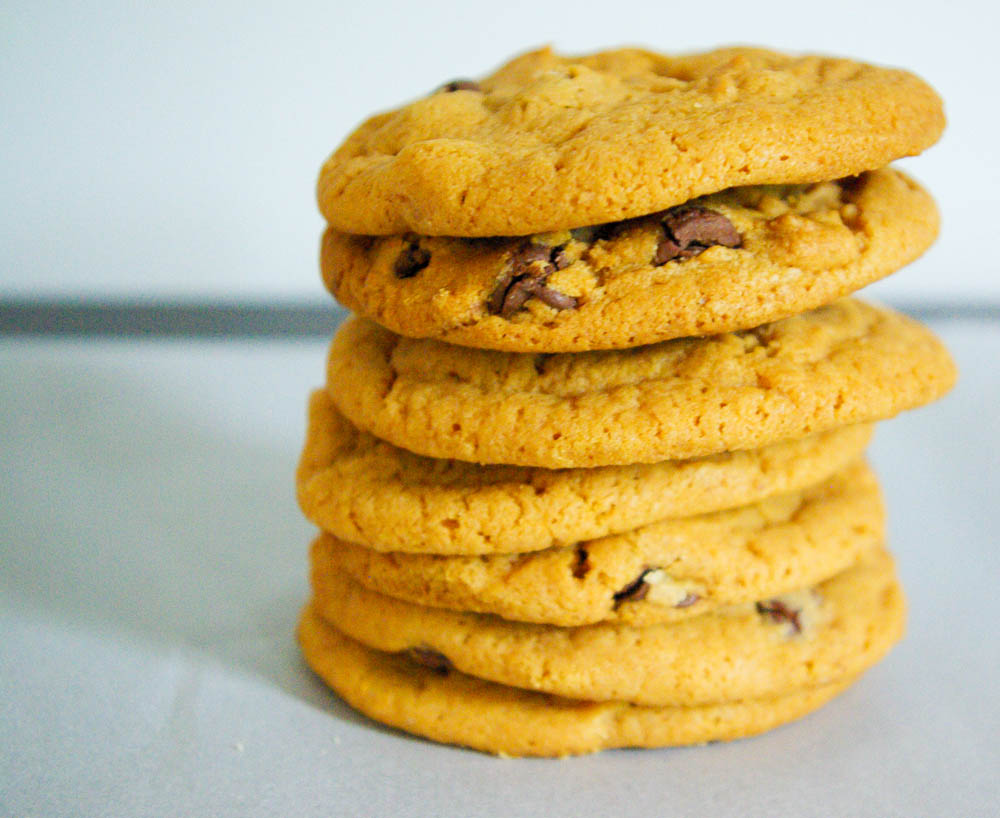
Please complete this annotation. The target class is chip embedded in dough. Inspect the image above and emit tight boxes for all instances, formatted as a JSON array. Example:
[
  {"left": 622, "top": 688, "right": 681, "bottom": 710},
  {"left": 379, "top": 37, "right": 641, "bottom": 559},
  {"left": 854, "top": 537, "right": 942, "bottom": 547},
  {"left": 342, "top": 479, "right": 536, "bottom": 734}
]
[
  {"left": 322, "top": 169, "right": 939, "bottom": 351},
  {"left": 311, "top": 547, "right": 905, "bottom": 708}
]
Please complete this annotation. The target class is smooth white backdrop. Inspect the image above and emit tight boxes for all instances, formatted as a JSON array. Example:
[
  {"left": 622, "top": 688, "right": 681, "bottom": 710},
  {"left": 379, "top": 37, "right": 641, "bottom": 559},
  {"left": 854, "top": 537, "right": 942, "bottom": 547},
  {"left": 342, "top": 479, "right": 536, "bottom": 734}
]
[{"left": 3, "top": 0, "right": 998, "bottom": 303}]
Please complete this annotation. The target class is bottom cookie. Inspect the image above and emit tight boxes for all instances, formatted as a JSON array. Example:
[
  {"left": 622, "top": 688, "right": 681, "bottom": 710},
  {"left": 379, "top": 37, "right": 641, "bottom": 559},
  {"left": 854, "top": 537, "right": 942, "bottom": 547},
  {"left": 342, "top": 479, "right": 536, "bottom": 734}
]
[{"left": 298, "top": 605, "right": 857, "bottom": 757}]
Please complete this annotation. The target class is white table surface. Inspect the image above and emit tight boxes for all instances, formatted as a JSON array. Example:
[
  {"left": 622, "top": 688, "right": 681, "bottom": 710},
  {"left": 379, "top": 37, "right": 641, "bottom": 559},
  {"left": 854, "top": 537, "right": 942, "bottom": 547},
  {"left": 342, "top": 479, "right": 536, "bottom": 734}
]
[{"left": 2, "top": 316, "right": 998, "bottom": 817}]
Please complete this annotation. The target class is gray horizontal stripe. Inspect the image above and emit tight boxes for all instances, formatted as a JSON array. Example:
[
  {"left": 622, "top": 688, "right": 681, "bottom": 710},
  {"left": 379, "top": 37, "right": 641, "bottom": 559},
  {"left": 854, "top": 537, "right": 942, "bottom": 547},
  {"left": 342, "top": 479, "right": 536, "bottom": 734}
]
[
  {"left": 0, "top": 300, "right": 997, "bottom": 338},
  {"left": 0, "top": 302, "right": 349, "bottom": 337}
]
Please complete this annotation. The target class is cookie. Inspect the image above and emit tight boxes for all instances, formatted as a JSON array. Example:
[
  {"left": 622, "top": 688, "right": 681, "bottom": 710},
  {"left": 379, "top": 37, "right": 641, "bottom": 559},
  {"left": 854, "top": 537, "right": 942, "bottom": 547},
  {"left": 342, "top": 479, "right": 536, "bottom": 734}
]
[
  {"left": 311, "top": 460, "right": 883, "bottom": 626},
  {"left": 311, "top": 547, "right": 903, "bottom": 707},
  {"left": 317, "top": 47, "right": 943, "bottom": 237},
  {"left": 322, "top": 169, "right": 938, "bottom": 352},
  {"left": 299, "top": 606, "right": 857, "bottom": 757},
  {"left": 326, "top": 299, "right": 956, "bottom": 468},
  {"left": 298, "top": 388, "right": 874, "bottom": 555}
]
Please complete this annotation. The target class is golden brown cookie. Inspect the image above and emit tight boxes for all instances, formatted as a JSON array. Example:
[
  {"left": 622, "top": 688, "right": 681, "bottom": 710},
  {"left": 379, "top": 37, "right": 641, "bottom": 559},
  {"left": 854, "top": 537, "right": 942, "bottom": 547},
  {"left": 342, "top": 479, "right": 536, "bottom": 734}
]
[
  {"left": 322, "top": 169, "right": 938, "bottom": 352},
  {"left": 317, "top": 47, "right": 943, "bottom": 237},
  {"left": 297, "top": 388, "right": 874, "bottom": 555},
  {"left": 311, "top": 460, "right": 883, "bottom": 626},
  {"left": 299, "top": 606, "right": 858, "bottom": 757},
  {"left": 311, "top": 547, "right": 904, "bottom": 707},
  {"left": 326, "top": 300, "right": 956, "bottom": 468}
]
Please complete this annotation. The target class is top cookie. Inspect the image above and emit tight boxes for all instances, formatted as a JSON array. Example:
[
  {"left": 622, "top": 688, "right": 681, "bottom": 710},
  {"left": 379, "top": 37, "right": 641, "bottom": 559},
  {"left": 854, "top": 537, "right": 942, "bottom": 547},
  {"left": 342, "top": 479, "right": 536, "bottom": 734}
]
[{"left": 317, "top": 46, "right": 944, "bottom": 237}]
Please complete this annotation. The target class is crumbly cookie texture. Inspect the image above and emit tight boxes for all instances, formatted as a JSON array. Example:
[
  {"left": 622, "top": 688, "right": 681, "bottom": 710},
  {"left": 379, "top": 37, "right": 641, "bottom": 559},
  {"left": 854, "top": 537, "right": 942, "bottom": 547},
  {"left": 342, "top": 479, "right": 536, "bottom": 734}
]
[
  {"left": 326, "top": 300, "right": 956, "bottom": 468},
  {"left": 297, "top": 389, "right": 873, "bottom": 555},
  {"left": 312, "top": 460, "right": 883, "bottom": 627},
  {"left": 317, "top": 46, "right": 944, "bottom": 237},
  {"left": 311, "top": 547, "right": 903, "bottom": 708},
  {"left": 298, "top": 607, "right": 857, "bottom": 757},
  {"left": 322, "top": 169, "right": 938, "bottom": 351}
]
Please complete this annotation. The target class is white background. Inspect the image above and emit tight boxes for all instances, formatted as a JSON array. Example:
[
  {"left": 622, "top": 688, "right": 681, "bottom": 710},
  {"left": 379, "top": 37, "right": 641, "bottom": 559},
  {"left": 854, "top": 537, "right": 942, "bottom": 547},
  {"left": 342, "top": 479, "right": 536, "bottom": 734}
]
[{"left": 2, "top": 0, "right": 999, "bottom": 304}]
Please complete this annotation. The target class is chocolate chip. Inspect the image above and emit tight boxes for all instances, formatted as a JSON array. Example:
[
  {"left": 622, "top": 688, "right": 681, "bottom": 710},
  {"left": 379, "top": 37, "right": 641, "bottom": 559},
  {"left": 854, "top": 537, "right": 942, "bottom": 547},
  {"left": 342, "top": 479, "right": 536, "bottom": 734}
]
[
  {"left": 406, "top": 646, "right": 452, "bottom": 675},
  {"left": 654, "top": 206, "right": 742, "bottom": 265},
  {"left": 665, "top": 207, "right": 741, "bottom": 247},
  {"left": 613, "top": 569, "right": 653, "bottom": 607},
  {"left": 440, "top": 79, "right": 480, "bottom": 93},
  {"left": 514, "top": 244, "right": 552, "bottom": 266},
  {"left": 653, "top": 236, "right": 684, "bottom": 266},
  {"left": 572, "top": 546, "right": 592, "bottom": 579},
  {"left": 394, "top": 238, "right": 430, "bottom": 279},
  {"left": 531, "top": 285, "right": 578, "bottom": 311},
  {"left": 487, "top": 242, "right": 578, "bottom": 318},
  {"left": 755, "top": 599, "right": 802, "bottom": 633},
  {"left": 486, "top": 273, "right": 528, "bottom": 316},
  {"left": 674, "top": 593, "right": 700, "bottom": 609}
]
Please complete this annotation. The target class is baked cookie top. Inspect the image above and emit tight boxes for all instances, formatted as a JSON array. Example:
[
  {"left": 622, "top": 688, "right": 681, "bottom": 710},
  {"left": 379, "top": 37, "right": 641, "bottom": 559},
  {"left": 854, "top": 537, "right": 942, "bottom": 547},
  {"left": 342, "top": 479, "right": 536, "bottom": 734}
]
[
  {"left": 316, "top": 46, "right": 944, "bottom": 237},
  {"left": 312, "top": 460, "right": 884, "bottom": 627},
  {"left": 297, "top": 389, "right": 873, "bottom": 554},
  {"left": 326, "top": 300, "right": 956, "bottom": 467},
  {"left": 299, "top": 606, "right": 856, "bottom": 756},
  {"left": 322, "top": 169, "right": 938, "bottom": 351},
  {"left": 311, "top": 546, "right": 903, "bottom": 708}
]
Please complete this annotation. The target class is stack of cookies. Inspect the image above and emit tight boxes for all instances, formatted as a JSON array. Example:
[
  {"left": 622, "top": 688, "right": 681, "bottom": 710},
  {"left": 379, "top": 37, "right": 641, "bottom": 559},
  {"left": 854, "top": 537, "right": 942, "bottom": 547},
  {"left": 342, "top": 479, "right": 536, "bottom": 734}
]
[{"left": 296, "top": 46, "right": 956, "bottom": 756}]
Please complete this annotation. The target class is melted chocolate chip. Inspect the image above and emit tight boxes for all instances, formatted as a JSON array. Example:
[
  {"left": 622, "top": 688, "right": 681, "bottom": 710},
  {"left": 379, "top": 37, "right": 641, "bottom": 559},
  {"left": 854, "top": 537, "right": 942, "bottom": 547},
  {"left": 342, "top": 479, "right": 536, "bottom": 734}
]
[
  {"left": 613, "top": 570, "right": 654, "bottom": 607},
  {"left": 532, "top": 285, "right": 578, "bottom": 310},
  {"left": 440, "top": 79, "right": 480, "bottom": 92},
  {"left": 406, "top": 646, "right": 452, "bottom": 675},
  {"left": 654, "top": 206, "right": 742, "bottom": 265},
  {"left": 394, "top": 239, "right": 431, "bottom": 279},
  {"left": 572, "top": 546, "right": 592, "bottom": 579},
  {"left": 674, "top": 593, "right": 700, "bottom": 609},
  {"left": 755, "top": 599, "right": 802, "bottom": 633},
  {"left": 487, "top": 242, "right": 578, "bottom": 318}
]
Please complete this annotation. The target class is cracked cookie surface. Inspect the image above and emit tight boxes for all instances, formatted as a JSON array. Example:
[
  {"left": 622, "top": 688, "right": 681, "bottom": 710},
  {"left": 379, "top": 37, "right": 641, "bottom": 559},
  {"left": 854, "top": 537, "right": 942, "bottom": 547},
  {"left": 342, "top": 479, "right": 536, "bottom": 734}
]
[
  {"left": 317, "top": 46, "right": 943, "bottom": 237},
  {"left": 311, "top": 461, "right": 883, "bottom": 626},
  {"left": 311, "top": 546, "right": 903, "bottom": 708},
  {"left": 322, "top": 169, "right": 937, "bottom": 351},
  {"left": 297, "top": 388, "right": 873, "bottom": 554},
  {"left": 325, "top": 299, "right": 956, "bottom": 468},
  {"left": 298, "top": 606, "right": 857, "bottom": 757}
]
